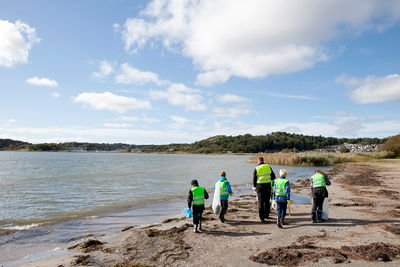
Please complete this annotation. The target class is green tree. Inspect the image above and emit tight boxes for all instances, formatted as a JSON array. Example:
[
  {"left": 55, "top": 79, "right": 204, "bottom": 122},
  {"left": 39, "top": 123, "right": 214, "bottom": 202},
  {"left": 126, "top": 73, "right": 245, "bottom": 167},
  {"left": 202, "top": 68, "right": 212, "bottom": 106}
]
[
  {"left": 380, "top": 134, "right": 400, "bottom": 156},
  {"left": 339, "top": 146, "right": 350, "bottom": 153}
]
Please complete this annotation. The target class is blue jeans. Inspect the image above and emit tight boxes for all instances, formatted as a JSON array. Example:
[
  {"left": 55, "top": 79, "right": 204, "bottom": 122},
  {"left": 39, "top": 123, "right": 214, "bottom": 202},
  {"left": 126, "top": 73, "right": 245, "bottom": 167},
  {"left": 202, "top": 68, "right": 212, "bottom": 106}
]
[{"left": 276, "top": 201, "right": 287, "bottom": 218}]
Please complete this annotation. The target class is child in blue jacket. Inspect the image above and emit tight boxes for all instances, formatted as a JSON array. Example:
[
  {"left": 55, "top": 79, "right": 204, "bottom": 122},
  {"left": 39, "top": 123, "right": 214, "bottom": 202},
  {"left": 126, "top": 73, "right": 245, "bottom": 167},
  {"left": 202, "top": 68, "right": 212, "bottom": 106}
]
[
  {"left": 214, "top": 170, "right": 233, "bottom": 223},
  {"left": 273, "top": 169, "right": 291, "bottom": 228}
]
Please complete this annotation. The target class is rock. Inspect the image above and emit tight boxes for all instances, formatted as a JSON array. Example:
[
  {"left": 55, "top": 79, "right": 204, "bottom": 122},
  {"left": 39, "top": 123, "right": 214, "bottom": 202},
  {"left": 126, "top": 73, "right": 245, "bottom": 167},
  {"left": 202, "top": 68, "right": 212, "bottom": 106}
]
[{"left": 71, "top": 255, "right": 90, "bottom": 265}]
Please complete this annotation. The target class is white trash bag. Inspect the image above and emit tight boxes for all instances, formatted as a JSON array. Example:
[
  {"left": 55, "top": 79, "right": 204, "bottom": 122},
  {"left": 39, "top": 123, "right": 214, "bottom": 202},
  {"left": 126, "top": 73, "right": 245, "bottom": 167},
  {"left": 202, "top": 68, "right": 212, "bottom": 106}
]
[
  {"left": 321, "top": 198, "right": 329, "bottom": 220},
  {"left": 311, "top": 198, "right": 329, "bottom": 220},
  {"left": 271, "top": 199, "right": 277, "bottom": 210},
  {"left": 212, "top": 182, "right": 221, "bottom": 214}
]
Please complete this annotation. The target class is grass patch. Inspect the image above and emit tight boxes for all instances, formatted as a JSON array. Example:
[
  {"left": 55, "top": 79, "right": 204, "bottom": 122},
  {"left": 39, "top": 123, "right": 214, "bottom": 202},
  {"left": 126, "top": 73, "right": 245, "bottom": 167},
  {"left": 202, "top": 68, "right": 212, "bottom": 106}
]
[{"left": 248, "top": 151, "right": 392, "bottom": 166}]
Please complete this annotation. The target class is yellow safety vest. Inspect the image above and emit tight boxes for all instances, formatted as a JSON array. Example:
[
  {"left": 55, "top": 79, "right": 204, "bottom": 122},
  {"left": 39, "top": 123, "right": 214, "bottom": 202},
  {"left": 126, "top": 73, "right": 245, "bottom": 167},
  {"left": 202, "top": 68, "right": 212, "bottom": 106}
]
[
  {"left": 311, "top": 173, "right": 326, "bottom": 188},
  {"left": 256, "top": 164, "right": 272, "bottom": 184},
  {"left": 218, "top": 180, "right": 229, "bottom": 196},
  {"left": 191, "top": 186, "right": 205, "bottom": 205},
  {"left": 274, "top": 178, "right": 288, "bottom": 196}
]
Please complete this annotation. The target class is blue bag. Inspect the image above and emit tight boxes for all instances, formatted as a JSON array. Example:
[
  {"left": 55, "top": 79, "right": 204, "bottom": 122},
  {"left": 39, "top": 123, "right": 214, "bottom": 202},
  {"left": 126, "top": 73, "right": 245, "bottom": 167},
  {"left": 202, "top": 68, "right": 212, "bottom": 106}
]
[{"left": 182, "top": 208, "right": 192, "bottom": 218}]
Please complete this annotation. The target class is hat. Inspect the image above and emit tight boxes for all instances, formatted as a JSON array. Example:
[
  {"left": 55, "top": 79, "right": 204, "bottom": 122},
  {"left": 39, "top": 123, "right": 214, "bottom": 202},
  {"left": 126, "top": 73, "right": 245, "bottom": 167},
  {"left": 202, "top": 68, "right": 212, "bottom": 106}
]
[{"left": 191, "top": 179, "right": 199, "bottom": 186}]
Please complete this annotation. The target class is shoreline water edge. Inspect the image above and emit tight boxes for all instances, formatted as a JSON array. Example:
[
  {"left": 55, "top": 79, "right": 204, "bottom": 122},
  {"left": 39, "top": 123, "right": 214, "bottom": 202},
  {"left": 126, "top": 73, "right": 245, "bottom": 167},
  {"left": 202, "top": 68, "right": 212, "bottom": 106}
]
[
  {"left": 0, "top": 152, "right": 323, "bottom": 266},
  {"left": 2, "top": 154, "right": 400, "bottom": 266},
  {"left": 0, "top": 183, "right": 311, "bottom": 266},
  {"left": 25, "top": 160, "right": 400, "bottom": 266}
]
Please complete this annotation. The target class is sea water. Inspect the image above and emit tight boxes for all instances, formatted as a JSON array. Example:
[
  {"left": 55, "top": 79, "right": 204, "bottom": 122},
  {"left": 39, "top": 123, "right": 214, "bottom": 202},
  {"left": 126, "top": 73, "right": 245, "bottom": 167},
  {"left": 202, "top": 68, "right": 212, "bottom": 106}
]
[{"left": 0, "top": 151, "right": 325, "bottom": 265}]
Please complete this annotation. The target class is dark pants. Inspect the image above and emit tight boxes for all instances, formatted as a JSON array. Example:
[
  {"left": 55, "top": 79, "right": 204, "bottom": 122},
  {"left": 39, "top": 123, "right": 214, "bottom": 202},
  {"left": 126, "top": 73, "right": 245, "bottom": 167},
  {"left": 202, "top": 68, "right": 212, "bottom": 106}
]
[
  {"left": 312, "top": 197, "right": 324, "bottom": 212},
  {"left": 256, "top": 185, "right": 271, "bottom": 220},
  {"left": 192, "top": 205, "right": 204, "bottom": 225},
  {"left": 312, "top": 197, "right": 325, "bottom": 221},
  {"left": 276, "top": 201, "right": 287, "bottom": 218},
  {"left": 219, "top": 199, "right": 228, "bottom": 219}
]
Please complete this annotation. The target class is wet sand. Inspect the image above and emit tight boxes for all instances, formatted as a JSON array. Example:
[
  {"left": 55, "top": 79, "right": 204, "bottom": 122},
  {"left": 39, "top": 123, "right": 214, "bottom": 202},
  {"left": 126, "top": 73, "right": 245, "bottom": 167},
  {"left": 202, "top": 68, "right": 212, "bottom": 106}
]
[{"left": 23, "top": 159, "right": 400, "bottom": 266}]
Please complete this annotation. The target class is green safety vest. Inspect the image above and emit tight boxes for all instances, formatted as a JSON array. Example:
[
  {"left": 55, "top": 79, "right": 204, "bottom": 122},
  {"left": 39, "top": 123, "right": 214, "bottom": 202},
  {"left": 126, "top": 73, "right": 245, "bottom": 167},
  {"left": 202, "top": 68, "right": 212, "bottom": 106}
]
[
  {"left": 256, "top": 164, "right": 272, "bottom": 184},
  {"left": 311, "top": 173, "right": 326, "bottom": 188},
  {"left": 274, "top": 178, "right": 288, "bottom": 197},
  {"left": 191, "top": 186, "right": 205, "bottom": 205},
  {"left": 218, "top": 180, "right": 229, "bottom": 196}
]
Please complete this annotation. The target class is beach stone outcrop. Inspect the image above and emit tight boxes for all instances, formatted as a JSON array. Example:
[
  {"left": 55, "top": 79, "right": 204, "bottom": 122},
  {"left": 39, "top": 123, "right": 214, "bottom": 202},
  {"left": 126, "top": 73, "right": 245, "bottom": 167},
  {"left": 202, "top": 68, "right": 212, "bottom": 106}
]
[{"left": 68, "top": 239, "right": 105, "bottom": 253}]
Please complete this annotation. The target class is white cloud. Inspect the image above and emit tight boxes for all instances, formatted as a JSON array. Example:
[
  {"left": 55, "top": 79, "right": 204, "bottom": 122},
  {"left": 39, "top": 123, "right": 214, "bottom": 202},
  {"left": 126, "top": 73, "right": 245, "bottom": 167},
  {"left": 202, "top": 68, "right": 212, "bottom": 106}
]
[
  {"left": 91, "top": 60, "right": 114, "bottom": 80},
  {"left": 267, "top": 92, "right": 316, "bottom": 100},
  {"left": 218, "top": 94, "right": 250, "bottom": 103},
  {"left": 196, "top": 70, "right": 230, "bottom": 87},
  {"left": 26, "top": 77, "right": 58, "bottom": 87},
  {"left": 169, "top": 115, "right": 206, "bottom": 130},
  {"left": 115, "top": 63, "right": 165, "bottom": 85},
  {"left": 170, "top": 115, "right": 189, "bottom": 124},
  {"left": 120, "top": 0, "right": 400, "bottom": 86},
  {"left": 149, "top": 83, "right": 206, "bottom": 111},
  {"left": 52, "top": 92, "right": 60, "bottom": 98},
  {"left": 336, "top": 73, "right": 400, "bottom": 103},
  {"left": 7, "top": 119, "right": 16, "bottom": 123},
  {"left": 103, "top": 123, "right": 132, "bottom": 128},
  {"left": 73, "top": 91, "right": 151, "bottom": 113},
  {"left": 0, "top": 20, "right": 40, "bottom": 68},
  {"left": 333, "top": 118, "right": 364, "bottom": 136},
  {"left": 169, "top": 115, "right": 189, "bottom": 129},
  {"left": 117, "top": 115, "right": 160, "bottom": 123},
  {"left": 313, "top": 111, "right": 354, "bottom": 119},
  {"left": 212, "top": 106, "right": 251, "bottom": 118}
]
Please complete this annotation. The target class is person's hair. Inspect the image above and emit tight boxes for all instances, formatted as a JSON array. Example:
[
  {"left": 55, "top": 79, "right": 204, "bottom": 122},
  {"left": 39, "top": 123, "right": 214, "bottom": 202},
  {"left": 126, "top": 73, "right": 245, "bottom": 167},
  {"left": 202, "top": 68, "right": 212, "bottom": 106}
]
[
  {"left": 220, "top": 170, "right": 226, "bottom": 177},
  {"left": 191, "top": 179, "right": 199, "bottom": 186},
  {"left": 315, "top": 169, "right": 325, "bottom": 176},
  {"left": 258, "top": 157, "right": 264, "bottom": 163},
  {"left": 279, "top": 169, "right": 287, "bottom": 177}
]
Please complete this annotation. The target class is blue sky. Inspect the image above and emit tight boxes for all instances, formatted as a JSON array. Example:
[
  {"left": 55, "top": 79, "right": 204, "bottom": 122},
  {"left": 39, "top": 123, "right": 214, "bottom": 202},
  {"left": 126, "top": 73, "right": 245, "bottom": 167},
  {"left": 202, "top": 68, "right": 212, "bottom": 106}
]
[{"left": 1, "top": 0, "right": 400, "bottom": 144}]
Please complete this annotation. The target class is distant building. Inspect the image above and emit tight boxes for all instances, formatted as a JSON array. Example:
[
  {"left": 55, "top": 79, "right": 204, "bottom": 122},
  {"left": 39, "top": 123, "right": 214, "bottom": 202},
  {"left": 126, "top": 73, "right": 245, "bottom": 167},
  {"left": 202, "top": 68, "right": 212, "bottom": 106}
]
[{"left": 315, "top": 143, "right": 380, "bottom": 153}]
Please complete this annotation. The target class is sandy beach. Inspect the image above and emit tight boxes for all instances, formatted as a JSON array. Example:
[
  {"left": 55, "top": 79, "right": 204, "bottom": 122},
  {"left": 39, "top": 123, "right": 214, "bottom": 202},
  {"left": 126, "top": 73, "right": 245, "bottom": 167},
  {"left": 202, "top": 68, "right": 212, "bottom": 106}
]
[{"left": 24, "top": 159, "right": 400, "bottom": 267}]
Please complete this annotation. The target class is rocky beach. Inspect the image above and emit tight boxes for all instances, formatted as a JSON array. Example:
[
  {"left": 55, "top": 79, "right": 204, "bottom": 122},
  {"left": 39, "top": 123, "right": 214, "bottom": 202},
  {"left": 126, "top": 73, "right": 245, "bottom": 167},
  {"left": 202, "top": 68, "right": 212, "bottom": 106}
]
[{"left": 22, "top": 159, "right": 400, "bottom": 267}]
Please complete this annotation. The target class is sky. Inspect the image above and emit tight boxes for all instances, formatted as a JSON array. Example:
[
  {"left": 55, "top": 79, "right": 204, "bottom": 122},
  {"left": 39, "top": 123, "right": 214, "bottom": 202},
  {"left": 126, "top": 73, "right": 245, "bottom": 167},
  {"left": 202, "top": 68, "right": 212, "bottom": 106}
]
[{"left": 1, "top": 0, "right": 400, "bottom": 145}]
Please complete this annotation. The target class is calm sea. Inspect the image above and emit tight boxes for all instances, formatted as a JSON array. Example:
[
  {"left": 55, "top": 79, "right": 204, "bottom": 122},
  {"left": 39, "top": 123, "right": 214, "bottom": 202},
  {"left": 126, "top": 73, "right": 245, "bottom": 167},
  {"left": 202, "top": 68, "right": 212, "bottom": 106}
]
[{"left": 0, "top": 151, "right": 325, "bottom": 265}]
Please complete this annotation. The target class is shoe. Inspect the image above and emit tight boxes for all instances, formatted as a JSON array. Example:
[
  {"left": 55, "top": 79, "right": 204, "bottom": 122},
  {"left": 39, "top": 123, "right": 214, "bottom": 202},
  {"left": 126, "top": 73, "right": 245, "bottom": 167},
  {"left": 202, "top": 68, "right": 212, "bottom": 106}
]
[
  {"left": 282, "top": 218, "right": 287, "bottom": 225},
  {"left": 277, "top": 217, "right": 282, "bottom": 228},
  {"left": 199, "top": 221, "right": 203, "bottom": 231},
  {"left": 311, "top": 212, "right": 317, "bottom": 223},
  {"left": 219, "top": 214, "right": 225, "bottom": 223},
  {"left": 194, "top": 224, "right": 199, "bottom": 233}
]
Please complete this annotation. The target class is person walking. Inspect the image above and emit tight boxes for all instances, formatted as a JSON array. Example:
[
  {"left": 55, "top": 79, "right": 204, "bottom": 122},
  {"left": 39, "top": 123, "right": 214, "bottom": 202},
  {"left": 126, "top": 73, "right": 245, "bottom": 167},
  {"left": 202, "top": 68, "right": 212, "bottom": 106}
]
[
  {"left": 214, "top": 171, "right": 233, "bottom": 223},
  {"left": 273, "top": 169, "right": 291, "bottom": 228},
  {"left": 253, "top": 157, "right": 276, "bottom": 222},
  {"left": 310, "top": 169, "right": 331, "bottom": 223},
  {"left": 187, "top": 179, "right": 209, "bottom": 233}
]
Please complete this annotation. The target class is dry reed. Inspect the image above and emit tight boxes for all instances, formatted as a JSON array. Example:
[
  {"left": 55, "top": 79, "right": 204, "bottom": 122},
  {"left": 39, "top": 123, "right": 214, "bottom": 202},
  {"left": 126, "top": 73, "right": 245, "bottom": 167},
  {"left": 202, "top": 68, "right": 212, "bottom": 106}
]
[{"left": 247, "top": 152, "right": 389, "bottom": 166}]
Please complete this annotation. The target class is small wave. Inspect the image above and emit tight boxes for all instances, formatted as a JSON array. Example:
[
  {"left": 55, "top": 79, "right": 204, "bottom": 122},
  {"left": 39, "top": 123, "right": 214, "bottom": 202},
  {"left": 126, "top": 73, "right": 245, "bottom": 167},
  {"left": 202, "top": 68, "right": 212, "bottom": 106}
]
[{"left": 2, "top": 223, "right": 42, "bottom": 231}]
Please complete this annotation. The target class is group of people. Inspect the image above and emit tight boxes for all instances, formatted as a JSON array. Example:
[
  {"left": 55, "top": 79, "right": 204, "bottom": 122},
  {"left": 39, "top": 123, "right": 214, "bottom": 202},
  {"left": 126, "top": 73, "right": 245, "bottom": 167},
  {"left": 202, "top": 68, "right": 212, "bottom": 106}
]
[{"left": 187, "top": 156, "right": 331, "bottom": 232}]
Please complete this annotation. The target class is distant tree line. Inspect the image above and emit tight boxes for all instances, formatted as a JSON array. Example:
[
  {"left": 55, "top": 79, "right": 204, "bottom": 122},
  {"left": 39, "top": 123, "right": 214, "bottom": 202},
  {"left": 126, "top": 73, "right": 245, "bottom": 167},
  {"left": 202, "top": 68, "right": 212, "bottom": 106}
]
[
  {"left": 140, "top": 132, "right": 385, "bottom": 153},
  {"left": 0, "top": 132, "right": 386, "bottom": 153},
  {"left": 0, "top": 140, "right": 147, "bottom": 152},
  {"left": 0, "top": 139, "right": 30, "bottom": 150}
]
